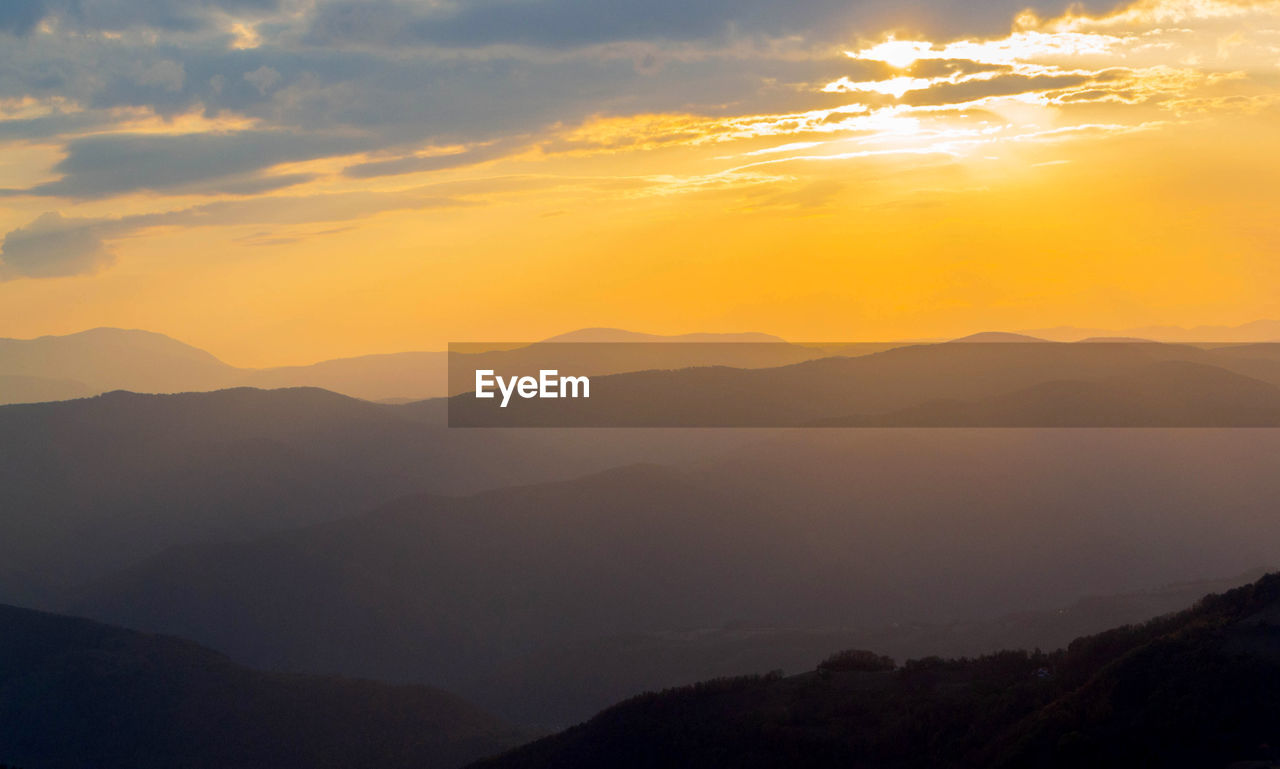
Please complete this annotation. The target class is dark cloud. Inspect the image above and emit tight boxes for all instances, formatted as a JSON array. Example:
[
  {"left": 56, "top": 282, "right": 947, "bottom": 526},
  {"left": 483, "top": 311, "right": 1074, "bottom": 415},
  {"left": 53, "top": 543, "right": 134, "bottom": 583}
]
[
  {"left": 0, "top": 186, "right": 475, "bottom": 278},
  {"left": 306, "top": 0, "right": 768, "bottom": 48},
  {"left": 0, "top": 211, "right": 113, "bottom": 279},
  {"left": 6, "top": 131, "right": 367, "bottom": 198},
  {"left": 0, "top": 0, "right": 50, "bottom": 35},
  {"left": 303, "top": 0, "right": 1125, "bottom": 50},
  {"left": 3, "top": 0, "right": 1127, "bottom": 43},
  {"left": 0, "top": 0, "right": 284, "bottom": 36},
  {"left": 0, "top": 111, "right": 106, "bottom": 141},
  {"left": 206, "top": 172, "right": 318, "bottom": 195},
  {"left": 343, "top": 140, "right": 522, "bottom": 179}
]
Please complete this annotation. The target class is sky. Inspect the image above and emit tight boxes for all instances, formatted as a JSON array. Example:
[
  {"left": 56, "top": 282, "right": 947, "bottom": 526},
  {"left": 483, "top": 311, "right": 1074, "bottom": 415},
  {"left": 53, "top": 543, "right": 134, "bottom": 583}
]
[{"left": 1, "top": 0, "right": 1278, "bottom": 366}]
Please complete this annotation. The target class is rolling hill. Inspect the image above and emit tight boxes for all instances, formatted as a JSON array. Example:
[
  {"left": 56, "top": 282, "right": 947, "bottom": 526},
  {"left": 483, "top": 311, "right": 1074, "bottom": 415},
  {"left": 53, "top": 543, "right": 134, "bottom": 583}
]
[
  {"left": 0, "top": 602, "right": 526, "bottom": 769},
  {"left": 469, "top": 573, "right": 1280, "bottom": 769},
  {"left": 76, "top": 427, "right": 1280, "bottom": 724},
  {"left": 0, "top": 327, "right": 824, "bottom": 404},
  {"left": 0, "top": 387, "right": 747, "bottom": 603},
  {"left": 0, "top": 328, "right": 239, "bottom": 403}
]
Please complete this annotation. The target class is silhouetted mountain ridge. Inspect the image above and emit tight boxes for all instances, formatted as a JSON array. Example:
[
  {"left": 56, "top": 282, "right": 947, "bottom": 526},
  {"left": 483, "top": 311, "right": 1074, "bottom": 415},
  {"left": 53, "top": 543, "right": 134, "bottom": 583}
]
[
  {"left": 0, "top": 327, "right": 809, "bottom": 404},
  {"left": 0, "top": 387, "right": 747, "bottom": 600},
  {"left": 0, "top": 602, "right": 527, "bottom": 769},
  {"left": 470, "top": 573, "right": 1280, "bottom": 769},
  {"left": 78, "top": 429, "right": 1280, "bottom": 724}
]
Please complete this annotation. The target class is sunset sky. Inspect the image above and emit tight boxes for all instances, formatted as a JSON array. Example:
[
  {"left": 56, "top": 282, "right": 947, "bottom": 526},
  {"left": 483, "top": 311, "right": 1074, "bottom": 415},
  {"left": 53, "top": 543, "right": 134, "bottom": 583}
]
[{"left": 1, "top": 0, "right": 1278, "bottom": 365}]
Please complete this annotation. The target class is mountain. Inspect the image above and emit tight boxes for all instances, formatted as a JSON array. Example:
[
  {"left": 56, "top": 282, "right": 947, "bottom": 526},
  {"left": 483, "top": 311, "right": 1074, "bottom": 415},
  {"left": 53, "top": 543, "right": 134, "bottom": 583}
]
[
  {"left": 1026, "top": 319, "right": 1280, "bottom": 343},
  {"left": 469, "top": 573, "right": 1280, "bottom": 769},
  {"left": 0, "top": 387, "right": 416, "bottom": 593},
  {"left": 1127, "top": 318, "right": 1280, "bottom": 342},
  {"left": 947, "top": 332, "right": 1048, "bottom": 343},
  {"left": 0, "top": 602, "right": 525, "bottom": 769},
  {"left": 444, "top": 339, "right": 833, "bottom": 396},
  {"left": 77, "top": 464, "right": 787, "bottom": 713},
  {"left": 821, "top": 360, "right": 1280, "bottom": 426},
  {"left": 0, "top": 327, "right": 814, "bottom": 404},
  {"left": 0, "top": 328, "right": 238, "bottom": 402},
  {"left": 0, "top": 374, "right": 92, "bottom": 405},
  {"left": 240, "top": 351, "right": 448, "bottom": 402},
  {"left": 77, "top": 427, "right": 1280, "bottom": 724},
  {"left": 467, "top": 569, "right": 1268, "bottom": 727},
  {"left": 540, "top": 328, "right": 787, "bottom": 343},
  {"left": 0, "top": 387, "right": 749, "bottom": 603},
  {"left": 4, "top": 326, "right": 1279, "bottom": 407}
]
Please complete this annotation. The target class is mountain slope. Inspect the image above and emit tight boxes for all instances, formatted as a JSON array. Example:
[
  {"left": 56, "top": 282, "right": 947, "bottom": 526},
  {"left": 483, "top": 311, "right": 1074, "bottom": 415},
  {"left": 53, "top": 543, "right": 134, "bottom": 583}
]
[
  {"left": 0, "top": 374, "right": 91, "bottom": 405},
  {"left": 241, "top": 351, "right": 448, "bottom": 402},
  {"left": 540, "top": 328, "right": 787, "bottom": 343},
  {"left": 0, "top": 602, "right": 526, "bottom": 769},
  {"left": 77, "top": 464, "right": 791, "bottom": 698},
  {"left": 0, "top": 327, "right": 809, "bottom": 404},
  {"left": 0, "top": 328, "right": 238, "bottom": 401},
  {"left": 470, "top": 574, "right": 1280, "bottom": 769},
  {"left": 77, "top": 427, "right": 1280, "bottom": 724},
  {"left": 467, "top": 568, "right": 1268, "bottom": 727},
  {"left": 0, "top": 387, "right": 746, "bottom": 602},
  {"left": 821, "top": 360, "right": 1280, "bottom": 426}
]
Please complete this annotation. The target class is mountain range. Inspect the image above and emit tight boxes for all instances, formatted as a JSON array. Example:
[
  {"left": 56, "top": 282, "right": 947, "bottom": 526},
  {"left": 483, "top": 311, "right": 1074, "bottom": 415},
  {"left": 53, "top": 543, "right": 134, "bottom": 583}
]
[
  {"left": 471, "top": 572, "right": 1280, "bottom": 769},
  {"left": 0, "top": 602, "right": 527, "bottom": 769},
  {"left": 1025, "top": 318, "right": 1280, "bottom": 343},
  {"left": 0, "top": 387, "right": 748, "bottom": 603},
  {"left": 68, "top": 426, "right": 1280, "bottom": 724},
  {"left": 7, "top": 326, "right": 1280, "bottom": 736},
  {"left": 0, "top": 327, "right": 820, "bottom": 406},
  {"left": 6, "top": 322, "right": 1279, "bottom": 407},
  {"left": 4, "top": 562, "right": 1276, "bottom": 768}
]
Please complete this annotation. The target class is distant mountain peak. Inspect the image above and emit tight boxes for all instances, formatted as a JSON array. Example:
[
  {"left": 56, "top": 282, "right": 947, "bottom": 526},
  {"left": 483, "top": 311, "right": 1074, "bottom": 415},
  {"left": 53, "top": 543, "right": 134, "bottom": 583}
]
[
  {"left": 541, "top": 328, "right": 787, "bottom": 344},
  {"left": 946, "top": 331, "right": 1050, "bottom": 344},
  {"left": 1074, "top": 336, "right": 1156, "bottom": 343}
]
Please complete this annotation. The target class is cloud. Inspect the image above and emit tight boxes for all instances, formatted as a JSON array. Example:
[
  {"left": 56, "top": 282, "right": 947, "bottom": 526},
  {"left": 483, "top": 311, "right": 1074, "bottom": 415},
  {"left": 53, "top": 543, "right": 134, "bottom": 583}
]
[
  {"left": 304, "top": 0, "right": 840, "bottom": 49},
  {"left": 135, "top": 59, "right": 185, "bottom": 92},
  {"left": 0, "top": 0, "right": 285, "bottom": 37},
  {"left": 0, "top": 183, "right": 476, "bottom": 279},
  {"left": 243, "top": 65, "right": 280, "bottom": 95},
  {"left": 342, "top": 140, "right": 522, "bottom": 179},
  {"left": 5, "top": 131, "right": 368, "bottom": 198},
  {"left": 302, "top": 0, "right": 1126, "bottom": 50},
  {"left": 0, "top": 0, "right": 50, "bottom": 36},
  {"left": 0, "top": 211, "right": 114, "bottom": 279}
]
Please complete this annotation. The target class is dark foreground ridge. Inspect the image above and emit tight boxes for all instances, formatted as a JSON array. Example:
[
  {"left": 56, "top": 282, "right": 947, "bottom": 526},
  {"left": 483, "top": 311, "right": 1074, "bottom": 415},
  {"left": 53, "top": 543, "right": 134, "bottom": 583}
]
[
  {"left": 471, "top": 573, "right": 1280, "bottom": 769},
  {"left": 0, "top": 603, "right": 528, "bottom": 769}
]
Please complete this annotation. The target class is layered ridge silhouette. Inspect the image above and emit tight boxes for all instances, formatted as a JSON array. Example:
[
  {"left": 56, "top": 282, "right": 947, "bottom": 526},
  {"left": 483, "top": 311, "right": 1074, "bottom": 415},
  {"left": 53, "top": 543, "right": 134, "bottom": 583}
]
[
  {"left": 75, "top": 428, "right": 1280, "bottom": 724},
  {"left": 471, "top": 573, "right": 1280, "bottom": 769},
  {"left": 0, "top": 387, "right": 746, "bottom": 602},
  {"left": 0, "top": 328, "right": 833, "bottom": 405},
  {"left": 0, "top": 603, "right": 527, "bottom": 769}
]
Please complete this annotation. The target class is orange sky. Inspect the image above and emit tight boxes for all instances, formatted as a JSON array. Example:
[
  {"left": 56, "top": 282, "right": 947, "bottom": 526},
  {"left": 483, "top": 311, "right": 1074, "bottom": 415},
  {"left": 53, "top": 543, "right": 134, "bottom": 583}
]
[{"left": 1, "top": 0, "right": 1279, "bottom": 365}]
